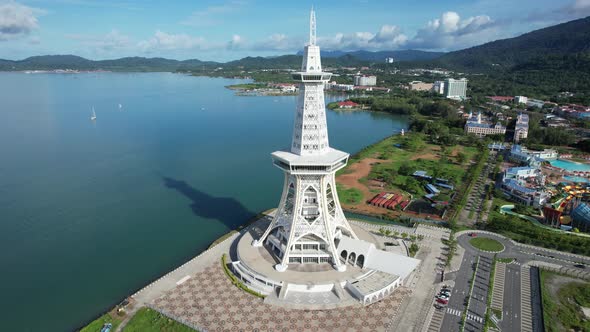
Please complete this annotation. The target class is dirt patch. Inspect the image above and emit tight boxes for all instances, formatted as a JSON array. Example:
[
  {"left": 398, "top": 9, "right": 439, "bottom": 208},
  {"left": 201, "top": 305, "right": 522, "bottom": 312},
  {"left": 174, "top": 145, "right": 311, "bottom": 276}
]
[
  {"left": 337, "top": 158, "right": 385, "bottom": 199},
  {"left": 410, "top": 153, "right": 438, "bottom": 161}
]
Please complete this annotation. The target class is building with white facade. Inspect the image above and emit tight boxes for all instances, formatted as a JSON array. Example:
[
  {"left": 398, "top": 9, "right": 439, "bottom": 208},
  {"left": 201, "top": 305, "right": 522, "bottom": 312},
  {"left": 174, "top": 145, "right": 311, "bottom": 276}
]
[
  {"left": 444, "top": 78, "right": 468, "bottom": 100},
  {"left": 230, "top": 9, "right": 420, "bottom": 308},
  {"left": 514, "top": 113, "right": 529, "bottom": 143},
  {"left": 510, "top": 144, "right": 558, "bottom": 163},
  {"left": 501, "top": 166, "right": 550, "bottom": 208},
  {"left": 464, "top": 112, "right": 506, "bottom": 137},
  {"left": 432, "top": 81, "right": 445, "bottom": 94},
  {"left": 515, "top": 96, "right": 528, "bottom": 104},
  {"left": 354, "top": 75, "right": 377, "bottom": 86},
  {"left": 385, "top": 57, "right": 394, "bottom": 63}
]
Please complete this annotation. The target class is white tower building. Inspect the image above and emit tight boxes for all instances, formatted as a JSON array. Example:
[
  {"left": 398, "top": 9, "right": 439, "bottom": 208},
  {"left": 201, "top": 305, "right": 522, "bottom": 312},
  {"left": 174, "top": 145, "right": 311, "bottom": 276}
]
[{"left": 252, "top": 8, "right": 358, "bottom": 273}]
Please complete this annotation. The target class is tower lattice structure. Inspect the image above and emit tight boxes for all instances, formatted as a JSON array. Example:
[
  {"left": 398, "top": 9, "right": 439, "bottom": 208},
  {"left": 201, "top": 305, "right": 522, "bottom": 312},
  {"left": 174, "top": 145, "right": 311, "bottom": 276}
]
[{"left": 253, "top": 8, "right": 358, "bottom": 272}]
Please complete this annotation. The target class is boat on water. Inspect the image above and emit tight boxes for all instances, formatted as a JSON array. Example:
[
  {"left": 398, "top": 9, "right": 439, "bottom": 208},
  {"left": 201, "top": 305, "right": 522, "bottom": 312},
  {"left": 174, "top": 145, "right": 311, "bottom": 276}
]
[
  {"left": 118, "top": 103, "right": 123, "bottom": 110},
  {"left": 91, "top": 107, "right": 97, "bottom": 121}
]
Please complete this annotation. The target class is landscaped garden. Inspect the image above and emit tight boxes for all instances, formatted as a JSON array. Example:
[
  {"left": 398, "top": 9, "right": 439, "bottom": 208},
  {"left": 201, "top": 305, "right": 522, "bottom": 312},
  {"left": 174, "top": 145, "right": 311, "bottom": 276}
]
[{"left": 469, "top": 237, "right": 504, "bottom": 252}]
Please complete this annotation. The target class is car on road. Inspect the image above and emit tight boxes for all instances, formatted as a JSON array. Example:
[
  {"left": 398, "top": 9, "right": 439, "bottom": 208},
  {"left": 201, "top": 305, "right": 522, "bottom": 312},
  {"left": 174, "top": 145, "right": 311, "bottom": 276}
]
[
  {"left": 437, "top": 294, "right": 449, "bottom": 300},
  {"left": 469, "top": 233, "right": 477, "bottom": 237},
  {"left": 440, "top": 291, "right": 451, "bottom": 296},
  {"left": 574, "top": 264, "right": 586, "bottom": 269},
  {"left": 436, "top": 298, "right": 449, "bottom": 305}
]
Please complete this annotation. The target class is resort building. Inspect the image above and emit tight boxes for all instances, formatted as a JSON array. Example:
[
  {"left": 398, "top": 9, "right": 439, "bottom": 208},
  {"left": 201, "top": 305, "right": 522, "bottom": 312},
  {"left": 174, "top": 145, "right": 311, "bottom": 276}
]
[
  {"left": 515, "top": 96, "right": 528, "bottom": 104},
  {"left": 354, "top": 75, "right": 377, "bottom": 86},
  {"left": 526, "top": 99, "right": 545, "bottom": 108},
  {"left": 464, "top": 112, "right": 507, "bottom": 137},
  {"left": 432, "top": 81, "right": 445, "bottom": 94},
  {"left": 337, "top": 100, "right": 360, "bottom": 109},
  {"left": 444, "top": 78, "right": 468, "bottom": 100},
  {"left": 509, "top": 144, "right": 558, "bottom": 163},
  {"left": 407, "top": 81, "right": 433, "bottom": 91},
  {"left": 514, "top": 113, "right": 529, "bottom": 143},
  {"left": 501, "top": 166, "right": 550, "bottom": 208},
  {"left": 229, "top": 10, "right": 420, "bottom": 308}
]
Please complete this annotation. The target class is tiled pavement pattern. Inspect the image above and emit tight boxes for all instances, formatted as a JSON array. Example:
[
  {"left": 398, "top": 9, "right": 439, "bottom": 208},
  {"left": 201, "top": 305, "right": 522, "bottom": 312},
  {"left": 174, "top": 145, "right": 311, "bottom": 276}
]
[
  {"left": 491, "top": 263, "right": 505, "bottom": 312},
  {"left": 151, "top": 263, "right": 411, "bottom": 331},
  {"left": 520, "top": 267, "right": 533, "bottom": 332}
]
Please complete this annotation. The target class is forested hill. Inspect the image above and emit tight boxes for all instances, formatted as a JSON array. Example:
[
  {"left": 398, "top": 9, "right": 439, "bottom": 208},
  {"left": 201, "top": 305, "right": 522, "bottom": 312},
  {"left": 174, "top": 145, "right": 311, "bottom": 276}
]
[
  {"left": 0, "top": 55, "right": 218, "bottom": 71},
  {"left": 296, "top": 49, "right": 445, "bottom": 62},
  {"left": 0, "top": 54, "right": 368, "bottom": 71},
  {"left": 437, "top": 16, "right": 590, "bottom": 71}
]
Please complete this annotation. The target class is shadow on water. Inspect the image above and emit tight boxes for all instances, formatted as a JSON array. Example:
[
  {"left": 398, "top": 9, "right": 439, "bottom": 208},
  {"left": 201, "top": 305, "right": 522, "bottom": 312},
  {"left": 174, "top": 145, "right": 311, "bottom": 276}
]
[{"left": 162, "top": 176, "right": 254, "bottom": 230}]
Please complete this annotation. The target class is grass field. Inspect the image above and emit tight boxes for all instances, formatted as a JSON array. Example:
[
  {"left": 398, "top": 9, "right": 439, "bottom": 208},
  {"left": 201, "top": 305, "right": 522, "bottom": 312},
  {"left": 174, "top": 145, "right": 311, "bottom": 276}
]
[
  {"left": 337, "top": 184, "right": 364, "bottom": 205},
  {"left": 469, "top": 237, "right": 504, "bottom": 252},
  {"left": 541, "top": 270, "right": 590, "bottom": 332},
  {"left": 124, "top": 307, "right": 195, "bottom": 332},
  {"left": 80, "top": 312, "right": 123, "bottom": 332},
  {"left": 337, "top": 133, "right": 477, "bottom": 209}
]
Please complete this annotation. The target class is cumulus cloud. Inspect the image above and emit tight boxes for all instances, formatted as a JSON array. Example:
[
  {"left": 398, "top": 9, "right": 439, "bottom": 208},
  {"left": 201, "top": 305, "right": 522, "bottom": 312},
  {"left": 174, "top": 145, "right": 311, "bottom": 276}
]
[
  {"left": 407, "top": 11, "right": 496, "bottom": 50},
  {"left": 67, "top": 29, "right": 130, "bottom": 52},
  {"left": 226, "top": 34, "right": 243, "bottom": 50},
  {"left": 317, "top": 25, "right": 407, "bottom": 51},
  {"left": 0, "top": 1, "right": 41, "bottom": 41},
  {"left": 137, "top": 30, "right": 209, "bottom": 52}
]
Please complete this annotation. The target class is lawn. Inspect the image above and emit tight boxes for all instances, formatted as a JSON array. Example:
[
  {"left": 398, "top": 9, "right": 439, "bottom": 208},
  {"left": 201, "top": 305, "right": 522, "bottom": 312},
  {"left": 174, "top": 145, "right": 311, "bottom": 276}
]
[
  {"left": 80, "top": 312, "right": 123, "bottom": 332},
  {"left": 541, "top": 270, "right": 590, "bottom": 332},
  {"left": 336, "top": 184, "right": 364, "bottom": 205},
  {"left": 123, "top": 307, "right": 195, "bottom": 332},
  {"left": 469, "top": 237, "right": 504, "bottom": 252}
]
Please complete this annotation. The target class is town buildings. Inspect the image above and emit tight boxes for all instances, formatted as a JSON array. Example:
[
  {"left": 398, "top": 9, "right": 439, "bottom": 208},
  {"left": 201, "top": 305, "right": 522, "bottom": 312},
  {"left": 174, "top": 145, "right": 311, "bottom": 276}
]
[
  {"left": 407, "top": 81, "right": 433, "bottom": 91},
  {"left": 464, "top": 112, "right": 507, "bottom": 137},
  {"left": 515, "top": 96, "right": 528, "bottom": 104},
  {"left": 444, "top": 78, "right": 468, "bottom": 100},
  {"left": 354, "top": 75, "right": 377, "bottom": 86},
  {"left": 432, "top": 81, "right": 445, "bottom": 94},
  {"left": 509, "top": 144, "right": 558, "bottom": 163},
  {"left": 501, "top": 166, "right": 550, "bottom": 208},
  {"left": 514, "top": 113, "right": 529, "bottom": 143}
]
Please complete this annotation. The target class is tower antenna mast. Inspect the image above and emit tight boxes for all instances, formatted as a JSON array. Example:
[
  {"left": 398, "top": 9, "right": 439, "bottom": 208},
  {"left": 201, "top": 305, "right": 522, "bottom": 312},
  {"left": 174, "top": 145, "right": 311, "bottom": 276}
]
[{"left": 309, "top": 7, "right": 316, "bottom": 45}]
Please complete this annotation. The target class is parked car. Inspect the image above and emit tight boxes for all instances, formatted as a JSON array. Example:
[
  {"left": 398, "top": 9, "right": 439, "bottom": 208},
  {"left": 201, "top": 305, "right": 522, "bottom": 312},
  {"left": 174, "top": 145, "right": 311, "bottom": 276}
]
[
  {"left": 436, "top": 298, "right": 449, "bottom": 305},
  {"left": 469, "top": 233, "right": 477, "bottom": 237},
  {"left": 440, "top": 291, "right": 451, "bottom": 296},
  {"left": 437, "top": 294, "right": 449, "bottom": 300},
  {"left": 434, "top": 304, "right": 445, "bottom": 310},
  {"left": 574, "top": 264, "right": 586, "bottom": 269}
]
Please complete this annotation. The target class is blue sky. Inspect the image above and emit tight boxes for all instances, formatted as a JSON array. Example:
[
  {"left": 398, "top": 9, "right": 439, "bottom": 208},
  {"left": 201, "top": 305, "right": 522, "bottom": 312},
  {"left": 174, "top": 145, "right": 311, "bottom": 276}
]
[{"left": 1, "top": 0, "right": 588, "bottom": 61}]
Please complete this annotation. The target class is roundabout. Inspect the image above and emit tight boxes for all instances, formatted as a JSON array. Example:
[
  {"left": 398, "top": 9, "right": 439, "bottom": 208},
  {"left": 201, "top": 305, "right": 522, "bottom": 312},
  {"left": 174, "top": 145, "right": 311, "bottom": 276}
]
[{"left": 468, "top": 236, "right": 505, "bottom": 253}]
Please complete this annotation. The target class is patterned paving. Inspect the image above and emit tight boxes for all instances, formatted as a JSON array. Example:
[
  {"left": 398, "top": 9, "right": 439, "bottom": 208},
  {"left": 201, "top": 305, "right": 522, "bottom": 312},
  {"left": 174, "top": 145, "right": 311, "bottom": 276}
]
[{"left": 151, "top": 262, "right": 410, "bottom": 331}]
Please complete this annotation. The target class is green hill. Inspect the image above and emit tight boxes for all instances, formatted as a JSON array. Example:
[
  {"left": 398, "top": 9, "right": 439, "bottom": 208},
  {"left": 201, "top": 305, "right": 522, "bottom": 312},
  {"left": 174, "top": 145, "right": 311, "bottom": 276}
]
[{"left": 438, "top": 16, "right": 590, "bottom": 71}]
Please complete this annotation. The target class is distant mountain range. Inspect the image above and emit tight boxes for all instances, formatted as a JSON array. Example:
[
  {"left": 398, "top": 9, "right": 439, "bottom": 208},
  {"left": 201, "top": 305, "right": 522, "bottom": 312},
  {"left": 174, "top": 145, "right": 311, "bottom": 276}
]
[
  {"left": 1, "top": 16, "right": 589, "bottom": 82},
  {"left": 296, "top": 49, "right": 445, "bottom": 61}
]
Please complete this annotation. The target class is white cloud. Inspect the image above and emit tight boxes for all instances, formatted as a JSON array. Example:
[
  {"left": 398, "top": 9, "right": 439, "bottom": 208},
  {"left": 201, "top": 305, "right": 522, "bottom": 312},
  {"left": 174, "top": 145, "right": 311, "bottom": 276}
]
[
  {"left": 181, "top": 1, "right": 245, "bottom": 27},
  {"left": 137, "top": 30, "right": 209, "bottom": 52},
  {"left": 408, "top": 11, "right": 496, "bottom": 50},
  {"left": 0, "top": 1, "right": 42, "bottom": 41},
  {"left": 67, "top": 29, "right": 131, "bottom": 52},
  {"left": 316, "top": 25, "right": 407, "bottom": 51},
  {"left": 226, "top": 34, "right": 243, "bottom": 50}
]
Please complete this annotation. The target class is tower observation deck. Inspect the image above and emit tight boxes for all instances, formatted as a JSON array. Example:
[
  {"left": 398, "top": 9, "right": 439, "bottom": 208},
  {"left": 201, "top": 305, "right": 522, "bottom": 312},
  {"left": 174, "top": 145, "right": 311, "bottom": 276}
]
[{"left": 252, "top": 8, "right": 358, "bottom": 273}]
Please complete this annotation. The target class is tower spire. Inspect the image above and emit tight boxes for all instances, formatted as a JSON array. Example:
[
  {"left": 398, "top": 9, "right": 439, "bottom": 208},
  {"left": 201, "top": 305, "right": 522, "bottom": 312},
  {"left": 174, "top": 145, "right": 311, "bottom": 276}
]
[{"left": 309, "top": 7, "right": 316, "bottom": 45}]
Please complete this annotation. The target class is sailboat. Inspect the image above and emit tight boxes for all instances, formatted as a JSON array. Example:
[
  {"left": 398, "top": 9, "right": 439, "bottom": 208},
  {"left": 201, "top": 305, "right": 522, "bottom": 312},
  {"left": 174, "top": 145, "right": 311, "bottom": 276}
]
[{"left": 91, "top": 107, "right": 97, "bottom": 121}]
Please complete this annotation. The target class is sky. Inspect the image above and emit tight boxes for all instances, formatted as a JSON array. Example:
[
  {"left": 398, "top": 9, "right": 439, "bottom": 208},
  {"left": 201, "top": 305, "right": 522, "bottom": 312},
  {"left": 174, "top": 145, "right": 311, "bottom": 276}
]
[{"left": 0, "top": 0, "right": 589, "bottom": 61}]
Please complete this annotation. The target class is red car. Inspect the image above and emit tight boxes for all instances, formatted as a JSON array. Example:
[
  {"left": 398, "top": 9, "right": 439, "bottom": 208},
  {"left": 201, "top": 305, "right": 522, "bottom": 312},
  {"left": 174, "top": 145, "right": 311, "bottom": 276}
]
[
  {"left": 469, "top": 233, "right": 477, "bottom": 237},
  {"left": 436, "top": 298, "right": 449, "bottom": 305}
]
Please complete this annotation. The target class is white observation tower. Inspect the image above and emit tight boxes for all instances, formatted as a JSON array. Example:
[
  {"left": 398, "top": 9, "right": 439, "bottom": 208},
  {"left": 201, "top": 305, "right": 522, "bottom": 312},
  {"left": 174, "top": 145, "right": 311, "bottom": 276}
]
[{"left": 252, "top": 8, "right": 358, "bottom": 272}]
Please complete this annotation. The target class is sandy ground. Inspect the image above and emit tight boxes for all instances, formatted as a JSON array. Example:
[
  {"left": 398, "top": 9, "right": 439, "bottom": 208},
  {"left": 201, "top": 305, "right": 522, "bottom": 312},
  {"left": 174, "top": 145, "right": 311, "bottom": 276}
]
[{"left": 337, "top": 158, "right": 384, "bottom": 198}]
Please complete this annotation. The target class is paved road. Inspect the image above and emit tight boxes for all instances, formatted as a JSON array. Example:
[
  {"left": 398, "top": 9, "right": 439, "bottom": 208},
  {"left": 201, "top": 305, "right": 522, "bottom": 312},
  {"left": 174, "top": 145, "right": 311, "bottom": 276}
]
[
  {"left": 436, "top": 232, "right": 590, "bottom": 332},
  {"left": 530, "top": 267, "right": 544, "bottom": 332},
  {"left": 501, "top": 264, "right": 522, "bottom": 332}
]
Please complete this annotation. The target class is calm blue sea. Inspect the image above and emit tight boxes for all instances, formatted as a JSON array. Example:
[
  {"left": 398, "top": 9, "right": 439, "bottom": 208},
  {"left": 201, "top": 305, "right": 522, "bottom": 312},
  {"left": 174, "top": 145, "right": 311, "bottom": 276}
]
[{"left": 0, "top": 72, "right": 408, "bottom": 331}]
